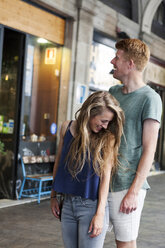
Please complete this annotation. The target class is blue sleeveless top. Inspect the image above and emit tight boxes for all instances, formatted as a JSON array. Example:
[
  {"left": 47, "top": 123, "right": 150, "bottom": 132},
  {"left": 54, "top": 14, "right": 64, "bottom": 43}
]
[{"left": 52, "top": 122, "right": 100, "bottom": 200}]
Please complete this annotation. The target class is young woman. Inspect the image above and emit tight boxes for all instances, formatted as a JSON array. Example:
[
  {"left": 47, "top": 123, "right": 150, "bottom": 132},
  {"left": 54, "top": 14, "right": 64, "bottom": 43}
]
[{"left": 50, "top": 91, "right": 124, "bottom": 248}]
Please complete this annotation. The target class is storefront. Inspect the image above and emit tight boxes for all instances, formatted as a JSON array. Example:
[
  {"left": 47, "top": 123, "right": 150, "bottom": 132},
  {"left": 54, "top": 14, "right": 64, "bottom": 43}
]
[{"left": 0, "top": 0, "right": 69, "bottom": 199}]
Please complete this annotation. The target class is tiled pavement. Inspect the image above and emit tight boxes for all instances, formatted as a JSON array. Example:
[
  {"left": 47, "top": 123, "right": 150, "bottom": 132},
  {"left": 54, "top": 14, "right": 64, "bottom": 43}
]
[{"left": 0, "top": 173, "right": 165, "bottom": 248}]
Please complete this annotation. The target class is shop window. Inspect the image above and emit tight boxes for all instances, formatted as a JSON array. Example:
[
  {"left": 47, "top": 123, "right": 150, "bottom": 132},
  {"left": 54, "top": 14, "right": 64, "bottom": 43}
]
[
  {"left": 152, "top": 1, "right": 165, "bottom": 39},
  {"left": 153, "top": 1, "right": 165, "bottom": 25},
  {"left": 0, "top": 28, "right": 25, "bottom": 199},
  {"left": 99, "top": 0, "right": 138, "bottom": 23},
  {"left": 21, "top": 35, "right": 62, "bottom": 142},
  {"left": 88, "top": 41, "right": 120, "bottom": 93},
  {"left": 0, "top": 28, "right": 25, "bottom": 152}
]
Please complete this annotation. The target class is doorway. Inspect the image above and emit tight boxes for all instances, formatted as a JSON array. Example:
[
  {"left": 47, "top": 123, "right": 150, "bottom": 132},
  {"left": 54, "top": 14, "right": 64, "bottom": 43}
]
[
  {"left": 148, "top": 82, "right": 165, "bottom": 170},
  {"left": 0, "top": 27, "right": 25, "bottom": 199}
]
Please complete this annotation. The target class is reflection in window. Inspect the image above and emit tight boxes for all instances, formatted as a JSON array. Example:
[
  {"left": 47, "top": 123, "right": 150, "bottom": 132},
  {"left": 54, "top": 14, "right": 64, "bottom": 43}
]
[
  {"left": 0, "top": 30, "right": 19, "bottom": 135},
  {"left": 22, "top": 35, "right": 62, "bottom": 142},
  {"left": 153, "top": 2, "right": 165, "bottom": 26},
  {"left": 100, "top": 0, "right": 132, "bottom": 19},
  {"left": 152, "top": 2, "right": 165, "bottom": 39},
  {"left": 0, "top": 28, "right": 24, "bottom": 152}
]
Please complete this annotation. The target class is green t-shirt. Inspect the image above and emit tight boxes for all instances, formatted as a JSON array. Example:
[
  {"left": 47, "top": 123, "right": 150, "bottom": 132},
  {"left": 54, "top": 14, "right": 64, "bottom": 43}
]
[{"left": 109, "top": 84, "right": 162, "bottom": 192}]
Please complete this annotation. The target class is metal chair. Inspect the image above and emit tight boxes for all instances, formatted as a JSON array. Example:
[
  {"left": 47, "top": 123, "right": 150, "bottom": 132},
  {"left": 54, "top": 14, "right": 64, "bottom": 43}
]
[{"left": 18, "top": 157, "right": 53, "bottom": 203}]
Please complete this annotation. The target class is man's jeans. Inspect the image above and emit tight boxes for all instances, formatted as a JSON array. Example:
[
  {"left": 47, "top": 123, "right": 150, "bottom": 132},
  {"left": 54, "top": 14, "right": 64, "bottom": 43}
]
[{"left": 61, "top": 195, "right": 109, "bottom": 248}]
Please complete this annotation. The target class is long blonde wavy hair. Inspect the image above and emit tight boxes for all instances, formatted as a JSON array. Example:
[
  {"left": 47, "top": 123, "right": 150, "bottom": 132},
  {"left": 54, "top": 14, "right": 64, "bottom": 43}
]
[{"left": 66, "top": 91, "right": 125, "bottom": 179}]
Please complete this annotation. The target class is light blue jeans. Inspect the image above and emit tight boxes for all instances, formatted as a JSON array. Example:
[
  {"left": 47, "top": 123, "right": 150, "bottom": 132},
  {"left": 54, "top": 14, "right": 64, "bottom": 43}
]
[{"left": 61, "top": 195, "right": 109, "bottom": 248}]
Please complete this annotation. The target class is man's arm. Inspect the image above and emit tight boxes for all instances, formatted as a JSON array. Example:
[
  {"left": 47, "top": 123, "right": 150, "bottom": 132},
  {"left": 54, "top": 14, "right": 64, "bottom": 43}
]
[{"left": 119, "top": 119, "right": 160, "bottom": 214}]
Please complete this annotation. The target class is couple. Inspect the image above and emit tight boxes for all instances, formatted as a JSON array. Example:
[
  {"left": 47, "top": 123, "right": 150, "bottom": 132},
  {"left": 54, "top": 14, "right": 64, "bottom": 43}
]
[{"left": 51, "top": 39, "right": 162, "bottom": 248}]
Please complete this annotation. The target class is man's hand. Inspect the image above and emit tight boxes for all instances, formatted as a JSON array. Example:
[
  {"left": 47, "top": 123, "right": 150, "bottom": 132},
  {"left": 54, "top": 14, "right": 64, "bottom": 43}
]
[{"left": 119, "top": 191, "right": 138, "bottom": 214}]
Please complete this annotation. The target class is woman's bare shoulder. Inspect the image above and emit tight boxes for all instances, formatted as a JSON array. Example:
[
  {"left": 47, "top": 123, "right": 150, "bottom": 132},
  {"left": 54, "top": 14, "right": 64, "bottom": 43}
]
[
  {"left": 60, "top": 120, "right": 71, "bottom": 136},
  {"left": 60, "top": 120, "right": 77, "bottom": 137}
]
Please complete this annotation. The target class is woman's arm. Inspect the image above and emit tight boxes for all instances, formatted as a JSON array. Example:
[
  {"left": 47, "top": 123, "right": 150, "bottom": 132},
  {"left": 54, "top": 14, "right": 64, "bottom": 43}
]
[
  {"left": 88, "top": 139, "right": 115, "bottom": 238},
  {"left": 50, "top": 121, "right": 70, "bottom": 218}
]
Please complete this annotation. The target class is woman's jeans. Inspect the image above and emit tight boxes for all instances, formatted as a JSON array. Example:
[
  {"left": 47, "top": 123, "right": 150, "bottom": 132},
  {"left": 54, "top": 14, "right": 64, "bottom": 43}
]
[{"left": 61, "top": 195, "right": 109, "bottom": 248}]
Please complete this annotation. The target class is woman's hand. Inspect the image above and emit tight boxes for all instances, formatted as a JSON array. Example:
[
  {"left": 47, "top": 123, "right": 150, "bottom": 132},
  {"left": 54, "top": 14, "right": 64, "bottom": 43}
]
[
  {"left": 50, "top": 197, "right": 61, "bottom": 219},
  {"left": 88, "top": 213, "right": 104, "bottom": 238}
]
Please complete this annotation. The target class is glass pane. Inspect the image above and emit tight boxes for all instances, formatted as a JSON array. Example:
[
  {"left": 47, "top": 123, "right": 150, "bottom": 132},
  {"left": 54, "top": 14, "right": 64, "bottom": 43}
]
[
  {"left": 0, "top": 28, "right": 24, "bottom": 198},
  {"left": 21, "top": 36, "right": 62, "bottom": 142},
  {"left": 88, "top": 41, "right": 120, "bottom": 92},
  {"left": 0, "top": 29, "right": 22, "bottom": 150}
]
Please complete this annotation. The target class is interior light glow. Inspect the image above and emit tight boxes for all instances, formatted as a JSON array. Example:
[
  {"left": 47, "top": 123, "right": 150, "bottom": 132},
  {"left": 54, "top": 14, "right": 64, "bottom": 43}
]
[
  {"left": 37, "top": 38, "right": 48, "bottom": 44},
  {"left": 5, "top": 75, "right": 9, "bottom": 81}
]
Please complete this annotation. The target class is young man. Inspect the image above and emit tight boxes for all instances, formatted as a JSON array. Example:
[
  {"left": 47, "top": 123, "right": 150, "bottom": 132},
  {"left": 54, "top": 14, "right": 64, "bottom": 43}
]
[{"left": 108, "top": 39, "right": 162, "bottom": 248}]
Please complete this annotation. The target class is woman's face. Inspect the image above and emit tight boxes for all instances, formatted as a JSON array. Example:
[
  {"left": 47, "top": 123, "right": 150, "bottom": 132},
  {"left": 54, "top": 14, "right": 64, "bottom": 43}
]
[{"left": 89, "top": 109, "right": 114, "bottom": 133}]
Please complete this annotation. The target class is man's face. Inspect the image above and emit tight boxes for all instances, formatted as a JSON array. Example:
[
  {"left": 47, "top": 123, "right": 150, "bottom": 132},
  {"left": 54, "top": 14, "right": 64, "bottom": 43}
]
[{"left": 111, "top": 50, "right": 130, "bottom": 81}]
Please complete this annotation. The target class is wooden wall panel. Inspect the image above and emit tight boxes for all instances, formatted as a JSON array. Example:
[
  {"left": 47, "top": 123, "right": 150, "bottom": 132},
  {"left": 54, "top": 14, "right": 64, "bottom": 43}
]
[{"left": 0, "top": 0, "right": 65, "bottom": 45}]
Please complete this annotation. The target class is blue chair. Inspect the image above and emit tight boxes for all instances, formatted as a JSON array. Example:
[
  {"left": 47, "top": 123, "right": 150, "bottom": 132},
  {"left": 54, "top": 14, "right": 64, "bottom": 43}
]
[{"left": 18, "top": 157, "right": 53, "bottom": 203}]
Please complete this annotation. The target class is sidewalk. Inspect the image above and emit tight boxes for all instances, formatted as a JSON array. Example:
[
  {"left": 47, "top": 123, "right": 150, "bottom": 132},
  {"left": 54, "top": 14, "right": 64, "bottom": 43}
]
[{"left": 0, "top": 173, "right": 165, "bottom": 248}]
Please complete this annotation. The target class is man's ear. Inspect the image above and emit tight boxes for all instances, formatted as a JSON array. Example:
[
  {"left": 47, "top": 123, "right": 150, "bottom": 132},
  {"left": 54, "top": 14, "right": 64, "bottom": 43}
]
[{"left": 128, "top": 59, "right": 135, "bottom": 70}]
